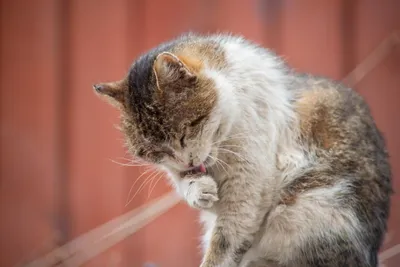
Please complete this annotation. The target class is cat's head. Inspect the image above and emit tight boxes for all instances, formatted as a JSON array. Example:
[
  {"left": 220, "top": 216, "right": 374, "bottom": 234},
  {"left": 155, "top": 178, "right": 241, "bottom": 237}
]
[{"left": 94, "top": 42, "right": 230, "bottom": 174}]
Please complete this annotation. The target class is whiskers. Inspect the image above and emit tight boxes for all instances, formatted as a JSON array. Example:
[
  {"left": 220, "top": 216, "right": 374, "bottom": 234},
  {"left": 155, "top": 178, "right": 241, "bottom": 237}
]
[
  {"left": 218, "top": 147, "right": 247, "bottom": 162},
  {"left": 207, "top": 132, "right": 252, "bottom": 175},
  {"left": 212, "top": 132, "right": 249, "bottom": 163},
  {"left": 125, "top": 166, "right": 165, "bottom": 207},
  {"left": 211, "top": 132, "right": 250, "bottom": 146},
  {"left": 147, "top": 172, "right": 164, "bottom": 198},
  {"left": 109, "top": 159, "right": 148, "bottom": 167},
  {"left": 109, "top": 156, "right": 166, "bottom": 207},
  {"left": 109, "top": 156, "right": 150, "bottom": 168},
  {"left": 207, "top": 154, "right": 230, "bottom": 175}
]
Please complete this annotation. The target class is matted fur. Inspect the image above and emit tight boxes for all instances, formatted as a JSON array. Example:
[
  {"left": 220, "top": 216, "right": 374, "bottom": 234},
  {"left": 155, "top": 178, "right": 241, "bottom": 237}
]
[{"left": 94, "top": 33, "right": 392, "bottom": 267}]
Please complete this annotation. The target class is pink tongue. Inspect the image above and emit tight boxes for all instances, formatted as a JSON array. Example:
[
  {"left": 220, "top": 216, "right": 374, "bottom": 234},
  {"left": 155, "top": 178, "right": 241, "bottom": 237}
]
[{"left": 199, "top": 163, "right": 206, "bottom": 173}]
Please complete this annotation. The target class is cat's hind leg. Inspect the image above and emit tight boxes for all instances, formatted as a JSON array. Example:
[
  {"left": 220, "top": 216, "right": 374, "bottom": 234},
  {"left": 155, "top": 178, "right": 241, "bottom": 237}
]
[{"left": 259, "top": 181, "right": 378, "bottom": 267}]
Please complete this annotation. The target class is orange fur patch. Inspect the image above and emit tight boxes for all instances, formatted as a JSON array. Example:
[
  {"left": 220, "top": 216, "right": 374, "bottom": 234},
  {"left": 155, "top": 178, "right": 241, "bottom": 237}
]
[
  {"left": 177, "top": 53, "right": 203, "bottom": 73},
  {"left": 296, "top": 88, "right": 339, "bottom": 149}
]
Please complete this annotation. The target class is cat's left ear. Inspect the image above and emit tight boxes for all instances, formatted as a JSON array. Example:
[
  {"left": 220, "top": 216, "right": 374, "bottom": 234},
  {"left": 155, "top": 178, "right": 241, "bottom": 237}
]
[
  {"left": 93, "top": 79, "right": 127, "bottom": 108},
  {"left": 153, "top": 52, "right": 200, "bottom": 85}
]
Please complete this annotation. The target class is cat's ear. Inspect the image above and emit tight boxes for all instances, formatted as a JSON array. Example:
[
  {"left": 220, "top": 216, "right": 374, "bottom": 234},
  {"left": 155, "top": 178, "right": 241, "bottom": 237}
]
[
  {"left": 153, "top": 52, "right": 199, "bottom": 85},
  {"left": 93, "top": 79, "right": 127, "bottom": 108}
]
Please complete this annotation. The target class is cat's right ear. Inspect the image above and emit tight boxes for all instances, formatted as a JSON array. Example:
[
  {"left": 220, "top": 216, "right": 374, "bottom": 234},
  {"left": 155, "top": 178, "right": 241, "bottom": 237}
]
[
  {"left": 93, "top": 79, "right": 127, "bottom": 108},
  {"left": 153, "top": 52, "right": 200, "bottom": 87}
]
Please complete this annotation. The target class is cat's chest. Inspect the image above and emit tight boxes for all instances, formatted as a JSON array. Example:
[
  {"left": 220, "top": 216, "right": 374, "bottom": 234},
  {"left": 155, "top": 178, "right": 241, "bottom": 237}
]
[{"left": 199, "top": 210, "right": 217, "bottom": 251}]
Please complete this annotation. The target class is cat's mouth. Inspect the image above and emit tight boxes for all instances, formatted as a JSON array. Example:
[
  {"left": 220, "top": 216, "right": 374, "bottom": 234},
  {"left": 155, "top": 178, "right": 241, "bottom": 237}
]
[{"left": 180, "top": 163, "right": 207, "bottom": 177}]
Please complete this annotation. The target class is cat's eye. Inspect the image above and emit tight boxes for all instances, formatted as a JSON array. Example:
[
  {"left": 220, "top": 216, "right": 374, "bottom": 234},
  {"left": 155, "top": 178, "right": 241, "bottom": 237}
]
[
  {"left": 136, "top": 148, "right": 145, "bottom": 157},
  {"left": 150, "top": 151, "right": 164, "bottom": 158},
  {"left": 180, "top": 134, "right": 186, "bottom": 148},
  {"left": 136, "top": 149, "right": 163, "bottom": 160},
  {"left": 145, "top": 151, "right": 168, "bottom": 163},
  {"left": 190, "top": 115, "right": 207, "bottom": 127}
]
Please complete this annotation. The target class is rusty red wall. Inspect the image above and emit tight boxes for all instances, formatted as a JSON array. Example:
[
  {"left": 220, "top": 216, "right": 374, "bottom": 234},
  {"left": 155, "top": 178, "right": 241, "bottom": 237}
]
[
  {"left": 1, "top": 1, "right": 399, "bottom": 266},
  {"left": 0, "top": 1, "right": 60, "bottom": 265}
]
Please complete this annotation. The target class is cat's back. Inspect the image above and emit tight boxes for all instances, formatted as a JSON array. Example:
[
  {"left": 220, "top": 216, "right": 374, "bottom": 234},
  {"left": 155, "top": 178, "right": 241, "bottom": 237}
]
[
  {"left": 292, "top": 73, "right": 391, "bottom": 198},
  {"left": 294, "top": 74, "right": 388, "bottom": 165}
]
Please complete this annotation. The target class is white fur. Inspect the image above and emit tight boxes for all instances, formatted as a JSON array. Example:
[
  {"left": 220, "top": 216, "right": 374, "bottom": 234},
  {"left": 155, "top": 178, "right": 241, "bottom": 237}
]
[
  {"left": 216, "top": 35, "right": 301, "bottom": 171},
  {"left": 207, "top": 35, "right": 301, "bottom": 266}
]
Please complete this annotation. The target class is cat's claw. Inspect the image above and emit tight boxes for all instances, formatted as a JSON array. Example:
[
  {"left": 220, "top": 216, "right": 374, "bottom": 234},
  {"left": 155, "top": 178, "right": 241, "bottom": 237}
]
[{"left": 185, "top": 175, "right": 219, "bottom": 209}]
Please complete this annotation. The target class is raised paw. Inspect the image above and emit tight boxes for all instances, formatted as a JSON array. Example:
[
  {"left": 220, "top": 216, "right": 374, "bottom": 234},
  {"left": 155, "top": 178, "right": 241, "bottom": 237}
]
[{"left": 185, "top": 175, "right": 219, "bottom": 209}]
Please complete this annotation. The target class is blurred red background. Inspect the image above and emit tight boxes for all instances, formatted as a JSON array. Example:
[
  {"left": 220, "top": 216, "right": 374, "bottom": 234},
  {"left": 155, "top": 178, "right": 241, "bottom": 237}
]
[{"left": 1, "top": 1, "right": 399, "bottom": 266}]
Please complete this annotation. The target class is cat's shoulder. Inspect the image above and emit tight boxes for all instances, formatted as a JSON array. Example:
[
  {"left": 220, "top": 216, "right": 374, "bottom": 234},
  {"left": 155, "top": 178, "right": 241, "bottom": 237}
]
[{"left": 292, "top": 73, "right": 373, "bottom": 149}]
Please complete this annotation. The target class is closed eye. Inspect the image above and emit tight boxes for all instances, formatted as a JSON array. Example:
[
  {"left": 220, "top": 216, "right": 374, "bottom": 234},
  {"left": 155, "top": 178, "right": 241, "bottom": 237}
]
[
  {"left": 149, "top": 149, "right": 175, "bottom": 160},
  {"left": 136, "top": 148, "right": 145, "bottom": 158},
  {"left": 135, "top": 149, "right": 167, "bottom": 161},
  {"left": 190, "top": 115, "right": 207, "bottom": 127},
  {"left": 180, "top": 134, "right": 186, "bottom": 148},
  {"left": 145, "top": 151, "right": 168, "bottom": 163}
]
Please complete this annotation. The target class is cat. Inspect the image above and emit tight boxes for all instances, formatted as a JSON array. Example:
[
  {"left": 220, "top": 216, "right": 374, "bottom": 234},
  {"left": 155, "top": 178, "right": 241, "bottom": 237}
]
[{"left": 94, "top": 33, "right": 392, "bottom": 267}]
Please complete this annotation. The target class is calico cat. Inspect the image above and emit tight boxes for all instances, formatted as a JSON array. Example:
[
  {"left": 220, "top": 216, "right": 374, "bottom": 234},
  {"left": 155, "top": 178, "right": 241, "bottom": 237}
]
[{"left": 94, "top": 33, "right": 392, "bottom": 267}]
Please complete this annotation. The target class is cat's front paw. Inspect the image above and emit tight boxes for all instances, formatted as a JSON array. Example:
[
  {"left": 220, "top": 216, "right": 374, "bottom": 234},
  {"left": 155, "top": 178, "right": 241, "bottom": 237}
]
[{"left": 185, "top": 175, "right": 219, "bottom": 209}]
